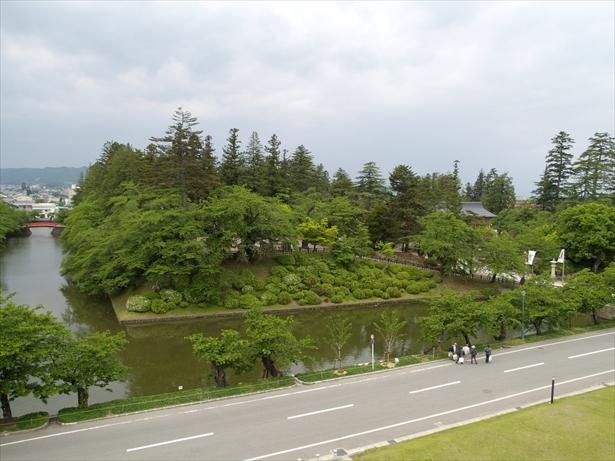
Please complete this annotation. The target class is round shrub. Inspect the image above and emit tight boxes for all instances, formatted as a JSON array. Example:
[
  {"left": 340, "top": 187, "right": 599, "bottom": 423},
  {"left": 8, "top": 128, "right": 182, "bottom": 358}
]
[
  {"left": 277, "top": 291, "right": 292, "bottom": 305},
  {"left": 352, "top": 288, "right": 373, "bottom": 300},
  {"left": 283, "top": 273, "right": 302, "bottom": 287},
  {"left": 241, "top": 285, "right": 254, "bottom": 294},
  {"left": 270, "top": 266, "right": 289, "bottom": 278},
  {"left": 160, "top": 289, "right": 183, "bottom": 304},
  {"left": 387, "top": 264, "right": 402, "bottom": 274},
  {"left": 239, "top": 294, "right": 263, "bottom": 309},
  {"left": 297, "top": 290, "right": 322, "bottom": 305},
  {"left": 372, "top": 289, "right": 385, "bottom": 299},
  {"left": 331, "top": 294, "right": 345, "bottom": 304},
  {"left": 261, "top": 291, "right": 278, "bottom": 306},
  {"left": 126, "top": 295, "right": 152, "bottom": 313},
  {"left": 184, "top": 290, "right": 206, "bottom": 304},
  {"left": 405, "top": 282, "right": 422, "bottom": 294},
  {"left": 320, "top": 273, "right": 335, "bottom": 285},
  {"left": 334, "top": 286, "right": 351, "bottom": 299},
  {"left": 223, "top": 292, "right": 241, "bottom": 309},
  {"left": 264, "top": 283, "right": 281, "bottom": 294},
  {"left": 386, "top": 286, "right": 402, "bottom": 298},
  {"left": 151, "top": 299, "right": 173, "bottom": 314},
  {"left": 314, "top": 283, "right": 335, "bottom": 297},
  {"left": 276, "top": 254, "right": 296, "bottom": 266}
]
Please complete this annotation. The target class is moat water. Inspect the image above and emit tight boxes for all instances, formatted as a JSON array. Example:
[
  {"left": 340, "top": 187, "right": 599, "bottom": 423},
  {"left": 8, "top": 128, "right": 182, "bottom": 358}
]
[{"left": 1, "top": 228, "right": 435, "bottom": 416}]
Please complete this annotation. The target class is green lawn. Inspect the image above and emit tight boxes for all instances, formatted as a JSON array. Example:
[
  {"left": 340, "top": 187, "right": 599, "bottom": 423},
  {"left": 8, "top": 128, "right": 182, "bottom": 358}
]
[{"left": 354, "top": 386, "right": 615, "bottom": 461}]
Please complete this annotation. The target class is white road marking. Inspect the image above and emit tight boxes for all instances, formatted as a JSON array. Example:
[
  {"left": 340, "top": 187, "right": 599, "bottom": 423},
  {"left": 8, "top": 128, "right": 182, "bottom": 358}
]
[
  {"left": 223, "top": 401, "right": 248, "bottom": 407},
  {"left": 409, "top": 381, "right": 461, "bottom": 394},
  {"left": 504, "top": 362, "right": 545, "bottom": 373},
  {"left": 409, "top": 363, "right": 453, "bottom": 373},
  {"left": 126, "top": 432, "right": 214, "bottom": 452},
  {"left": 183, "top": 409, "right": 199, "bottom": 414},
  {"left": 288, "top": 404, "right": 354, "bottom": 420},
  {"left": 0, "top": 419, "right": 135, "bottom": 447},
  {"left": 243, "top": 369, "right": 615, "bottom": 461},
  {"left": 568, "top": 347, "right": 615, "bottom": 359},
  {"left": 261, "top": 384, "right": 342, "bottom": 400}
]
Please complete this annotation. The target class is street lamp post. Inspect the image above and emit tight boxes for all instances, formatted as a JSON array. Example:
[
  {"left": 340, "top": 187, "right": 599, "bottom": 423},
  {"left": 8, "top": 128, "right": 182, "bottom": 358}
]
[
  {"left": 370, "top": 334, "right": 375, "bottom": 370},
  {"left": 521, "top": 290, "right": 526, "bottom": 340}
]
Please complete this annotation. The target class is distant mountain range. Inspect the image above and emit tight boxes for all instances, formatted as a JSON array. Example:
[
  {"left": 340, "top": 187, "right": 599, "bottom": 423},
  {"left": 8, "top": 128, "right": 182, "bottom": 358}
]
[{"left": 0, "top": 167, "right": 88, "bottom": 187}]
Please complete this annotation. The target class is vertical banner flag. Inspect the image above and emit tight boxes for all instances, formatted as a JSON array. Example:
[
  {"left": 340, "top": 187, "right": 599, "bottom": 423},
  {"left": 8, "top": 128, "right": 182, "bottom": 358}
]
[
  {"left": 557, "top": 249, "right": 565, "bottom": 263},
  {"left": 527, "top": 250, "right": 536, "bottom": 265}
]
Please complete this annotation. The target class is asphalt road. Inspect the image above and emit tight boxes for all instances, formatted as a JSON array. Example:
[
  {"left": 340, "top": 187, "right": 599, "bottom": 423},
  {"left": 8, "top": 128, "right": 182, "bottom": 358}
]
[{"left": 2, "top": 329, "right": 614, "bottom": 461}]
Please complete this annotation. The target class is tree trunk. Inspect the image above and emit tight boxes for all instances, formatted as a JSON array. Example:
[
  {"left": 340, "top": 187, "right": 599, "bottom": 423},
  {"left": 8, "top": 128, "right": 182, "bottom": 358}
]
[
  {"left": 213, "top": 366, "right": 227, "bottom": 387},
  {"left": 490, "top": 273, "right": 497, "bottom": 283},
  {"left": 77, "top": 388, "right": 89, "bottom": 408},
  {"left": 1, "top": 393, "right": 12, "bottom": 420},
  {"left": 493, "top": 321, "right": 506, "bottom": 341},
  {"left": 261, "top": 356, "right": 280, "bottom": 378},
  {"left": 592, "top": 257, "right": 602, "bottom": 273},
  {"left": 463, "top": 332, "right": 471, "bottom": 346},
  {"left": 592, "top": 310, "right": 599, "bottom": 325},
  {"left": 533, "top": 319, "right": 543, "bottom": 336}
]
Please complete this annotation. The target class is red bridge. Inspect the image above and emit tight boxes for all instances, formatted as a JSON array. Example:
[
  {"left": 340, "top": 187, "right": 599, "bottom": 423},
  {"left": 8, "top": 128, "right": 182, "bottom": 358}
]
[{"left": 26, "top": 221, "right": 66, "bottom": 228}]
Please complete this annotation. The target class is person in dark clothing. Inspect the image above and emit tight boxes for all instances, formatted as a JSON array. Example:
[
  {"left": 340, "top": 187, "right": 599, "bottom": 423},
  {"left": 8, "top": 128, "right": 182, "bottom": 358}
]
[
  {"left": 484, "top": 345, "right": 492, "bottom": 363},
  {"left": 470, "top": 345, "right": 478, "bottom": 364}
]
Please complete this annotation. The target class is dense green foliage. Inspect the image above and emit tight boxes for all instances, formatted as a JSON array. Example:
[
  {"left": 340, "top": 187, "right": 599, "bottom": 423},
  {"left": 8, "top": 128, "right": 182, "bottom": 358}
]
[
  {"left": 0, "top": 294, "right": 68, "bottom": 419},
  {"left": 0, "top": 294, "right": 128, "bottom": 418},
  {"left": 51, "top": 332, "right": 127, "bottom": 408},
  {"left": 187, "top": 330, "right": 253, "bottom": 387},
  {"left": 0, "top": 201, "right": 31, "bottom": 247},
  {"left": 419, "top": 265, "right": 615, "bottom": 349},
  {"left": 58, "top": 110, "right": 612, "bottom": 308}
]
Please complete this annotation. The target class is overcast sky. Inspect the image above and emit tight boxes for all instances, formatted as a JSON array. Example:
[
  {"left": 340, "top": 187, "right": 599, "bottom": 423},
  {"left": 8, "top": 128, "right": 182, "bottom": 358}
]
[{"left": 1, "top": 1, "right": 613, "bottom": 196}]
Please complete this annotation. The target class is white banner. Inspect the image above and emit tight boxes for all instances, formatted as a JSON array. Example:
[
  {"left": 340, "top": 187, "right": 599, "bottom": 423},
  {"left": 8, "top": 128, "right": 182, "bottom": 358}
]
[
  {"left": 526, "top": 250, "right": 536, "bottom": 265},
  {"left": 557, "top": 249, "right": 565, "bottom": 263}
]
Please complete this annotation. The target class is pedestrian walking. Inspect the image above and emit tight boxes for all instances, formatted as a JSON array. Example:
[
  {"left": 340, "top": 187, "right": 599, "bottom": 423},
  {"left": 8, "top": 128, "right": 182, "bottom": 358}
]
[
  {"left": 470, "top": 345, "right": 478, "bottom": 364},
  {"left": 484, "top": 345, "right": 492, "bottom": 363},
  {"left": 462, "top": 344, "right": 470, "bottom": 359}
]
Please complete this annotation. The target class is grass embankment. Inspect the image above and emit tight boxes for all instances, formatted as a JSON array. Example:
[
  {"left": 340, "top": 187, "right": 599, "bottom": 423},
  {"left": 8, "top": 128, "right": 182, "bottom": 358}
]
[
  {"left": 57, "top": 377, "right": 294, "bottom": 424},
  {"left": 0, "top": 412, "right": 49, "bottom": 433},
  {"left": 354, "top": 386, "right": 615, "bottom": 461},
  {"left": 297, "top": 354, "right": 447, "bottom": 383}
]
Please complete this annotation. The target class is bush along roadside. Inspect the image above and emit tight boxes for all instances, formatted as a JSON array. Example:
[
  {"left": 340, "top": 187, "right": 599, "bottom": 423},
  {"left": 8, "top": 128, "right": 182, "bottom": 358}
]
[
  {"left": 57, "top": 377, "right": 294, "bottom": 424},
  {"left": 0, "top": 412, "right": 49, "bottom": 433},
  {"left": 296, "top": 319, "right": 615, "bottom": 384}
]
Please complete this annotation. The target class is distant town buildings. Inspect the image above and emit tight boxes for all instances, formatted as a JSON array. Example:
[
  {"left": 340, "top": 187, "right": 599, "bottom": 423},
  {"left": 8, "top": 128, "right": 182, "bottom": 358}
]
[{"left": 0, "top": 183, "right": 76, "bottom": 220}]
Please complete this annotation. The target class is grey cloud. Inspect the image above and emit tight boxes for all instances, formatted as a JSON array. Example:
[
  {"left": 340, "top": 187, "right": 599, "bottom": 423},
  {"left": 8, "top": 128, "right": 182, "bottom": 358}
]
[{"left": 1, "top": 1, "right": 613, "bottom": 196}]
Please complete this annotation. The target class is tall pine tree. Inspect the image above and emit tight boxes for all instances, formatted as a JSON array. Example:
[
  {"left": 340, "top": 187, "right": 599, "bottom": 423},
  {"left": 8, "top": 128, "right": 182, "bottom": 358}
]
[
  {"left": 148, "top": 107, "right": 211, "bottom": 206},
  {"left": 534, "top": 131, "right": 575, "bottom": 209},
  {"left": 220, "top": 128, "right": 244, "bottom": 186},
  {"left": 572, "top": 132, "right": 615, "bottom": 200}
]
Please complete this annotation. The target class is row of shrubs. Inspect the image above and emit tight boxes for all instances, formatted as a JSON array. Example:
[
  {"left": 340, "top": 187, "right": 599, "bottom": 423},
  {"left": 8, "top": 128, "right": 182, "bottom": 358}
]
[
  {"left": 221, "top": 254, "right": 439, "bottom": 310},
  {"left": 126, "top": 289, "right": 186, "bottom": 313},
  {"left": 125, "top": 255, "right": 440, "bottom": 314}
]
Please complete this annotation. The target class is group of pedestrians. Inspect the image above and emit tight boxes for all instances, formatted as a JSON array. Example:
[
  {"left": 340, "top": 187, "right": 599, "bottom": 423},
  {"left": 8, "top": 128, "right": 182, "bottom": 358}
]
[{"left": 448, "top": 342, "right": 492, "bottom": 364}]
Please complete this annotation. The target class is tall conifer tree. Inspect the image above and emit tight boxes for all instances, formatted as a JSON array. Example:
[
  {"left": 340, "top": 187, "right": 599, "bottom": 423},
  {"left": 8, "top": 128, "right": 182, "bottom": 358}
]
[{"left": 220, "top": 128, "right": 244, "bottom": 186}]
